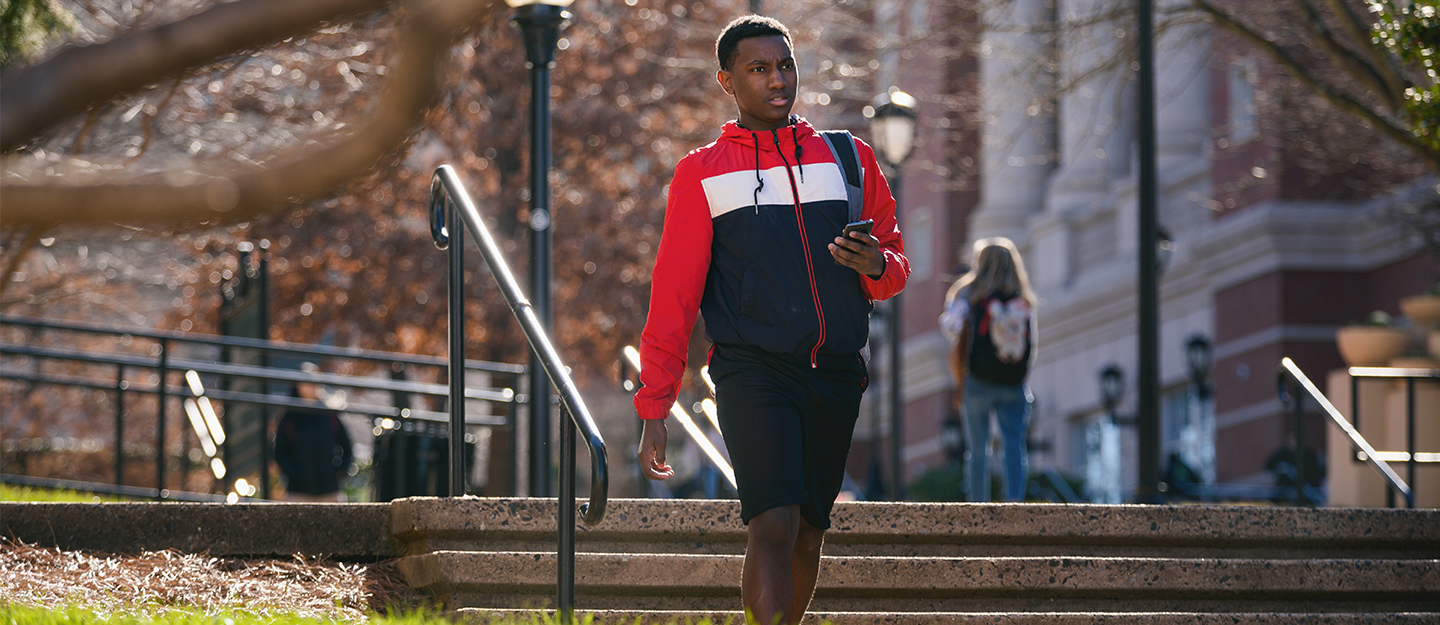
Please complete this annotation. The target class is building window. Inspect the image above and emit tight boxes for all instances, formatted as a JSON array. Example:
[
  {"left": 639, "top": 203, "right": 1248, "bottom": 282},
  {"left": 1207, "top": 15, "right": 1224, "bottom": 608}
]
[{"left": 1228, "top": 60, "right": 1258, "bottom": 144}]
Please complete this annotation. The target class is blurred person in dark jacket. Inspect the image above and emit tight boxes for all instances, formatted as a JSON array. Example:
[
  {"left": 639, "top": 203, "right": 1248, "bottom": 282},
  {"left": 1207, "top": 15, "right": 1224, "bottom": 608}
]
[{"left": 273, "top": 363, "right": 354, "bottom": 502}]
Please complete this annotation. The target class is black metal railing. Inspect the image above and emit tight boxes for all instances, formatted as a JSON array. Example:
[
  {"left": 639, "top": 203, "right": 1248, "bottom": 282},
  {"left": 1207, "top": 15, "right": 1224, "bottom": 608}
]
[
  {"left": 1348, "top": 364, "right": 1439, "bottom": 508},
  {"left": 429, "top": 164, "right": 608, "bottom": 619},
  {"left": 1278, "top": 357, "right": 1412, "bottom": 508},
  {"left": 1, "top": 313, "right": 523, "bottom": 500}
]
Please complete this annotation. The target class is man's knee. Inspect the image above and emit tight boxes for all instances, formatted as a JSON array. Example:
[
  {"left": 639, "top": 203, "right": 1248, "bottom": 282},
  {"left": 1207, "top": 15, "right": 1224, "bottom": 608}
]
[
  {"left": 748, "top": 505, "right": 800, "bottom": 547},
  {"left": 794, "top": 521, "right": 825, "bottom": 558}
]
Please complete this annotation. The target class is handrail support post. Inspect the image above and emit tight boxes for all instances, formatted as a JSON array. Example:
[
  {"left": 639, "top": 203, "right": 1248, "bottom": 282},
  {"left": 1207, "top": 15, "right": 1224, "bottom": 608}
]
[
  {"left": 1407, "top": 378, "right": 1416, "bottom": 509},
  {"left": 448, "top": 200, "right": 468, "bottom": 498},
  {"left": 157, "top": 339, "right": 168, "bottom": 499},
  {"left": 1293, "top": 377, "right": 1307, "bottom": 506}
]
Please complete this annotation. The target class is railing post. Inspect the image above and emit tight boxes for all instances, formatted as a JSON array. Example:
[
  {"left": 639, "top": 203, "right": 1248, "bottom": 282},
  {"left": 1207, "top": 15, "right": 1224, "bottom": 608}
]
[
  {"left": 1407, "top": 378, "right": 1416, "bottom": 509},
  {"left": 115, "top": 364, "right": 125, "bottom": 486},
  {"left": 1292, "top": 376, "right": 1307, "bottom": 506},
  {"left": 157, "top": 339, "right": 168, "bottom": 499},
  {"left": 558, "top": 403, "right": 577, "bottom": 620},
  {"left": 258, "top": 243, "right": 272, "bottom": 501},
  {"left": 448, "top": 200, "right": 467, "bottom": 498},
  {"left": 508, "top": 376, "right": 520, "bottom": 496}
]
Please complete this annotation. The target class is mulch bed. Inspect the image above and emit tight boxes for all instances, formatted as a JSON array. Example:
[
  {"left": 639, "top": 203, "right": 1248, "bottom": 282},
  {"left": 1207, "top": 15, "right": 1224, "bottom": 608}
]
[{"left": 0, "top": 540, "right": 424, "bottom": 620}]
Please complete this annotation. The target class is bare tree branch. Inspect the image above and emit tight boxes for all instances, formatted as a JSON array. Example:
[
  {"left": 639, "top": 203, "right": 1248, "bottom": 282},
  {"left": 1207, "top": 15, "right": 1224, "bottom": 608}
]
[
  {"left": 0, "top": 0, "right": 395, "bottom": 152},
  {"left": 0, "top": 0, "right": 501, "bottom": 227},
  {"left": 0, "top": 224, "right": 49, "bottom": 299},
  {"left": 128, "top": 76, "right": 181, "bottom": 163},
  {"left": 1321, "top": 0, "right": 1411, "bottom": 103},
  {"left": 1191, "top": 0, "right": 1440, "bottom": 171},
  {"left": 1288, "top": 0, "right": 1402, "bottom": 109}
]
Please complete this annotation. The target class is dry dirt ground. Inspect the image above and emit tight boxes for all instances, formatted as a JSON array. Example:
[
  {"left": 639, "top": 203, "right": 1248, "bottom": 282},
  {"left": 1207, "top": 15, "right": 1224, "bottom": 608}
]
[{"left": 0, "top": 540, "right": 424, "bottom": 620}]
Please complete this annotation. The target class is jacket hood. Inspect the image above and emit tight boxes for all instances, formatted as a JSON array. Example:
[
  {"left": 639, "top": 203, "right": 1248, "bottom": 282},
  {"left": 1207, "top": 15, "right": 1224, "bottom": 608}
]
[{"left": 719, "top": 115, "right": 818, "bottom": 151}]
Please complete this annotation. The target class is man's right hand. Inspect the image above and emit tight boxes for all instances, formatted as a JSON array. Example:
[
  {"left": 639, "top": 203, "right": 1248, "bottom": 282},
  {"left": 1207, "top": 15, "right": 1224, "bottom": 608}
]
[{"left": 638, "top": 419, "right": 675, "bottom": 480}]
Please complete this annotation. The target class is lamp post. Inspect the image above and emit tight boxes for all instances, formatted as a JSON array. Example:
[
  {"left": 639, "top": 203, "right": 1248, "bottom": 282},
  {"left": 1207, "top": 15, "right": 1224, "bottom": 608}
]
[
  {"left": 1095, "top": 364, "right": 1126, "bottom": 504},
  {"left": 1185, "top": 335, "right": 1213, "bottom": 400},
  {"left": 866, "top": 89, "right": 917, "bottom": 500},
  {"left": 1136, "top": 0, "right": 1163, "bottom": 504},
  {"left": 509, "top": 0, "right": 571, "bottom": 499},
  {"left": 1100, "top": 364, "right": 1124, "bottom": 417},
  {"left": 941, "top": 415, "right": 964, "bottom": 466},
  {"left": 1184, "top": 334, "right": 1214, "bottom": 485}
]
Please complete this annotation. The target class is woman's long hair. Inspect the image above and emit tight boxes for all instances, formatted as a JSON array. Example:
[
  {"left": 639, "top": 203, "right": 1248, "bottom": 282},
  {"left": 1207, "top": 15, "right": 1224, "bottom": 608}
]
[{"left": 945, "top": 237, "right": 1037, "bottom": 308}]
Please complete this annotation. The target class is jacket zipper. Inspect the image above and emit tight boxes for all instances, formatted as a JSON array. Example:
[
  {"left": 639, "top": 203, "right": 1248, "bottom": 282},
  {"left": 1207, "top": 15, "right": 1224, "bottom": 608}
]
[{"left": 773, "top": 129, "right": 825, "bottom": 368}]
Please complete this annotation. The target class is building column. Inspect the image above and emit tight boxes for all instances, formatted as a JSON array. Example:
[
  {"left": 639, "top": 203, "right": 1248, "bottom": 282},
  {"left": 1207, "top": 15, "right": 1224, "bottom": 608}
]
[
  {"left": 973, "top": 0, "right": 1057, "bottom": 244},
  {"left": 1155, "top": 10, "right": 1211, "bottom": 172}
]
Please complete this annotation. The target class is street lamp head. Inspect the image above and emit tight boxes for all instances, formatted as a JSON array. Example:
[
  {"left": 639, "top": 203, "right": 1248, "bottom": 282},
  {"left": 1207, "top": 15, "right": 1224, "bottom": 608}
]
[
  {"left": 864, "top": 89, "right": 918, "bottom": 168},
  {"left": 1099, "top": 364, "right": 1124, "bottom": 413},
  {"left": 509, "top": 0, "right": 572, "bottom": 69},
  {"left": 1157, "top": 226, "right": 1175, "bottom": 275},
  {"left": 941, "top": 415, "right": 964, "bottom": 462},
  {"left": 1185, "top": 334, "right": 1213, "bottom": 382}
]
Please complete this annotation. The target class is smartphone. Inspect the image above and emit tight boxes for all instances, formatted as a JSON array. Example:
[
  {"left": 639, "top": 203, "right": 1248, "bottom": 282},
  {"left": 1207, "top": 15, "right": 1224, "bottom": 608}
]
[{"left": 842, "top": 219, "right": 874, "bottom": 240}]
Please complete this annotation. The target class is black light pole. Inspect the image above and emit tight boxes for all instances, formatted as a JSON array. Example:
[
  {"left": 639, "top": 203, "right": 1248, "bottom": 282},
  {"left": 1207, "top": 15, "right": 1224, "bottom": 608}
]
[
  {"left": 510, "top": 0, "right": 571, "bottom": 499},
  {"left": 867, "top": 90, "right": 917, "bottom": 501},
  {"left": 1135, "top": 0, "right": 1162, "bottom": 503}
]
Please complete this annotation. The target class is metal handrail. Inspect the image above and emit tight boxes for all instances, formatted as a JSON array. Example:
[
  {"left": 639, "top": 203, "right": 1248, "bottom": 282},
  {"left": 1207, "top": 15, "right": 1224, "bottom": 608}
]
[
  {"left": 0, "top": 473, "right": 233, "bottom": 503},
  {"left": 1348, "top": 365, "right": 1439, "bottom": 507},
  {"left": 429, "top": 165, "right": 608, "bottom": 616},
  {"left": 2, "top": 342, "right": 519, "bottom": 408},
  {"left": 2, "top": 314, "right": 524, "bottom": 499},
  {"left": 1, "top": 313, "right": 526, "bottom": 374},
  {"left": 621, "top": 346, "right": 737, "bottom": 490},
  {"left": 1277, "top": 357, "right": 1412, "bottom": 507}
]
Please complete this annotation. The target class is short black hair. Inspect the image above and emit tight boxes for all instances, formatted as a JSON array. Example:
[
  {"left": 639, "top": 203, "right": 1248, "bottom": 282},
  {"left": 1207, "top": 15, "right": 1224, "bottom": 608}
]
[{"left": 715, "top": 15, "right": 792, "bottom": 71}]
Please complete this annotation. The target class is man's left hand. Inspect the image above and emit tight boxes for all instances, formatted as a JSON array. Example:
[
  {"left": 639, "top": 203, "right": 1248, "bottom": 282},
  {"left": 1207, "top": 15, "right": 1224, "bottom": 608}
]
[{"left": 829, "top": 231, "right": 885, "bottom": 278}]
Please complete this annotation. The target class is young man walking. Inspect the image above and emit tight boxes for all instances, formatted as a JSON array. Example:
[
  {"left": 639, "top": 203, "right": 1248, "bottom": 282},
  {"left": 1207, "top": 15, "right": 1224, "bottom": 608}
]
[{"left": 633, "top": 15, "right": 909, "bottom": 624}]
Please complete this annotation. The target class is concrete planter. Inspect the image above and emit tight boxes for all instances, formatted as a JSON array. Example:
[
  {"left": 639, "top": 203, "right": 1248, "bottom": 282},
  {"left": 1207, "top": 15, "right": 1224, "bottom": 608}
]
[
  {"left": 1336, "top": 326, "right": 1410, "bottom": 367},
  {"left": 1401, "top": 294, "right": 1440, "bottom": 329}
]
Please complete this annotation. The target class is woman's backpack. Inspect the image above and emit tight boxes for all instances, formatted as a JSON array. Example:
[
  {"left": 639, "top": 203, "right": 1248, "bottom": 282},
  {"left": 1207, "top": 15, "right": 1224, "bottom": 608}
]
[{"left": 967, "top": 292, "right": 1032, "bottom": 385}]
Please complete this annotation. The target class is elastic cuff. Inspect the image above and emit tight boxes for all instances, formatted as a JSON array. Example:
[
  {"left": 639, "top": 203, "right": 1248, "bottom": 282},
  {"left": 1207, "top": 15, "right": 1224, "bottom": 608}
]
[{"left": 865, "top": 255, "right": 887, "bottom": 281}]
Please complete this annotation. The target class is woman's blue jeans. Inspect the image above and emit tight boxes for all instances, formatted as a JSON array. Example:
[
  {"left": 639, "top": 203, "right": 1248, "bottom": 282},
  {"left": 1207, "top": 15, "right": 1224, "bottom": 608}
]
[{"left": 962, "top": 376, "right": 1032, "bottom": 502}]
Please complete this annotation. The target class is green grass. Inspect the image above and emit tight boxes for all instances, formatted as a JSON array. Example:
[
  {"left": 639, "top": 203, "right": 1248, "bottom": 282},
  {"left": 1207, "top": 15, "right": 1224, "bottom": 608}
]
[{"left": 0, "top": 483, "right": 139, "bottom": 502}]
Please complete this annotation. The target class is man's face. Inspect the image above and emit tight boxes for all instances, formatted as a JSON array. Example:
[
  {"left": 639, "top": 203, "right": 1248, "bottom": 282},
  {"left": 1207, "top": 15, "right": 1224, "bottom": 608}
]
[{"left": 718, "top": 35, "right": 797, "bottom": 131}]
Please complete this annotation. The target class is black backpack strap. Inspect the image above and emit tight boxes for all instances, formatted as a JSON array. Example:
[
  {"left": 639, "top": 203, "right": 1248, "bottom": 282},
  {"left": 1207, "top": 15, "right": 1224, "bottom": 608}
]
[{"left": 820, "top": 130, "right": 864, "bottom": 223}]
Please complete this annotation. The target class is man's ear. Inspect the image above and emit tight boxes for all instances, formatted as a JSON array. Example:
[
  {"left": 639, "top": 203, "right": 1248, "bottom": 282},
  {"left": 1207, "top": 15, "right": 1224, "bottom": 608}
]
[{"left": 717, "top": 68, "right": 733, "bottom": 95}]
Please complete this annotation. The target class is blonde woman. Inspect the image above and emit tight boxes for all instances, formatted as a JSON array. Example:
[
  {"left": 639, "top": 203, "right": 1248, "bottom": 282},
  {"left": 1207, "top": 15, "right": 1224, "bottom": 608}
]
[{"left": 939, "top": 238, "right": 1037, "bottom": 502}]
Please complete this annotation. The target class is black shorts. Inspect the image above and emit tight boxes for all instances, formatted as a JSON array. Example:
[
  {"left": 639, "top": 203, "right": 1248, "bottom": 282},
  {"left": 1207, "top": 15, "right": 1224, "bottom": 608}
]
[{"left": 707, "top": 344, "right": 868, "bottom": 530}]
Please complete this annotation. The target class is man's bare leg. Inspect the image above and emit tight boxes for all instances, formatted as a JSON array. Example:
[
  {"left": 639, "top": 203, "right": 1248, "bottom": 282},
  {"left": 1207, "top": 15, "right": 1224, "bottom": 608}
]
[
  {"left": 743, "top": 505, "right": 801, "bottom": 624},
  {"left": 786, "top": 518, "right": 826, "bottom": 624}
]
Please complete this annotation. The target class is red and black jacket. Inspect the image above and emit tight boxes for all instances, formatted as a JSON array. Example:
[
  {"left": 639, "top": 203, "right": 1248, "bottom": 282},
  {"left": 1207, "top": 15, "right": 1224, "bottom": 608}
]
[{"left": 634, "top": 117, "right": 909, "bottom": 421}]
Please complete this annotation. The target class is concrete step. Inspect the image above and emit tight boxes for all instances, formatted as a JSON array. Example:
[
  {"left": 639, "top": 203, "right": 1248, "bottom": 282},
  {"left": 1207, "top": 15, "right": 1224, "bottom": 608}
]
[
  {"left": 458, "top": 610, "right": 1440, "bottom": 624},
  {"left": 397, "top": 550, "right": 1440, "bottom": 613},
  {"left": 391, "top": 497, "right": 1440, "bottom": 559}
]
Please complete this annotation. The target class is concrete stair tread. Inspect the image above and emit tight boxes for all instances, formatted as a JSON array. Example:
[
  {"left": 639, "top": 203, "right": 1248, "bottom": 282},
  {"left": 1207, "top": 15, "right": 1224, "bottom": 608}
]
[
  {"left": 457, "top": 609, "right": 1440, "bottom": 624},
  {"left": 392, "top": 498, "right": 1440, "bottom": 557},
  {"left": 402, "top": 550, "right": 1440, "bottom": 594},
  {"left": 389, "top": 498, "right": 1440, "bottom": 613}
]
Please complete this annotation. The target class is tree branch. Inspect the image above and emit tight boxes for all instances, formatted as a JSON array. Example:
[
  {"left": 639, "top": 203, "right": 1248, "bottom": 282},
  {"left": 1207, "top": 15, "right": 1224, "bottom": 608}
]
[
  {"left": 0, "top": 0, "right": 501, "bottom": 227},
  {"left": 1322, "top": 0, "right": 1411, "bottom": 104},
  {"left": 0, "top": 0, "right": 393, "bottom": 152},
  {"left": 1191, "top": 0, "right": 1440, "bottom": 171},
  {"left": 1288, "top": 0, "right": 1402, "bottom": 110},
  {"left": 0, "top": 224, "right": 49, "bottom": 300}
]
